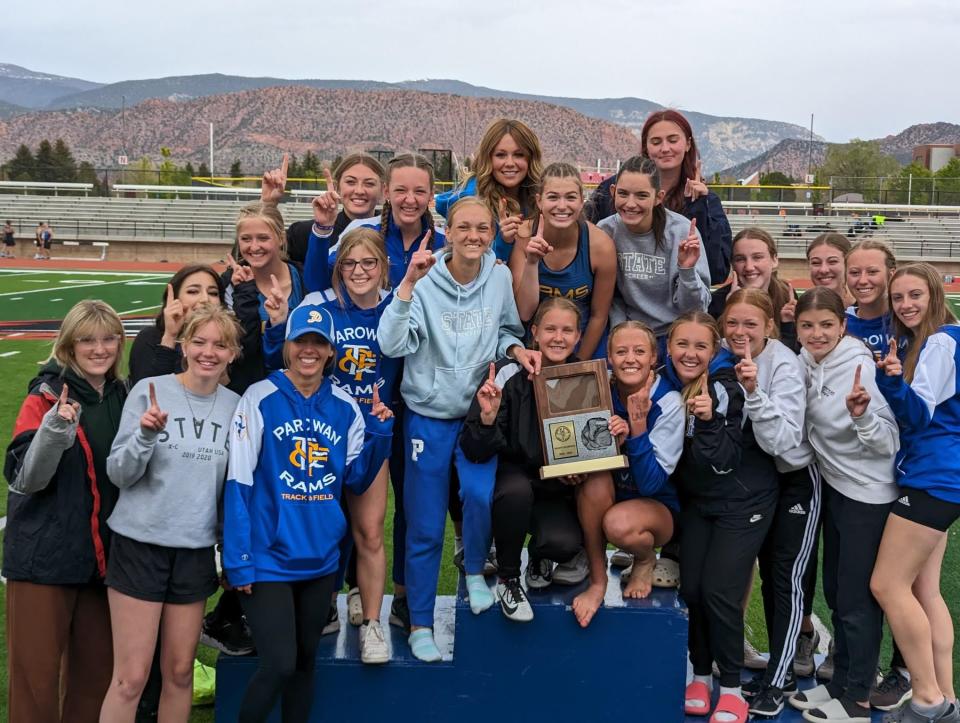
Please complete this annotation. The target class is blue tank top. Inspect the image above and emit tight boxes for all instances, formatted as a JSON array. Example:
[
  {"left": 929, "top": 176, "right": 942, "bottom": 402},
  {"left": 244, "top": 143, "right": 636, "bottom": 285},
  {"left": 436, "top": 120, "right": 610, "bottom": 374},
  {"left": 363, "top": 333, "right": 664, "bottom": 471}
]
[{"left": 538, "top": 221, "right": 593, "bottom": 330}]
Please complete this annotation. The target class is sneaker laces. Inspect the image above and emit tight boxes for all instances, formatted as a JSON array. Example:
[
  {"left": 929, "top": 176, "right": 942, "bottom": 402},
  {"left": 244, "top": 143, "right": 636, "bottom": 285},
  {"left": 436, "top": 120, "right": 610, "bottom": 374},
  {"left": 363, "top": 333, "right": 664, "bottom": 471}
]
[
  {"left": 366, "top": 622, "right": 386, "bottom": 645},
  {"left": 503, "top": 578, "right": 526, "bottom": 605}
]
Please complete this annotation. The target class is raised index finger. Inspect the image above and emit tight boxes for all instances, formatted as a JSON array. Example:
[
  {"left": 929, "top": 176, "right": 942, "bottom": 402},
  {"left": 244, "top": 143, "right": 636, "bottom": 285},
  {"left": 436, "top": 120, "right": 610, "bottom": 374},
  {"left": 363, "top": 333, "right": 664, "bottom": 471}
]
[
  {"left": 270, "top": 273, "right": 280, "bottom": 291},
  {"left": 226, "top": 252, "right": 237, "bottom": 269},
  {"left": 323, "top": 166, "right": 335, "bottom": 191},
  {"left": 148, "top": 382, "right": 158, "bottom": 409},
  {"left": 696, "top": 158, "right": 703, "bottom": 182},
  {"left": 853, "top": 364, "right": 862, "bottom": 390},
  {"left": 59, "top": 383, "right": 69, "bottom": 406},
  {"left": 371, "top": 382, "right": 381, "bottom": 407},
  {"left": 488, "top": 361, "right": 496, "bottom": 384},
  {"left": 887, "top": 338, "right": 898, "bottom": 358},
  {"left": 743, "top": 341, "right": 752, "bottom": 363},
  {"left": 166, "top": 283, "right": 174, "bottom": 306},
  {"left": 418, "top": 229, "right": 432, "bottom": 252},
  {"left": 700, "top": 370, "right": 709, "bottom": 394},
  {"left": 688, "top": 217, "right": 697, "bottom": 238},
  {"left": 498, "top": 197, "right": 508, "bottom": 220},
  {"left": 280, "top": 153, "right": 289, "bottom": 178}
]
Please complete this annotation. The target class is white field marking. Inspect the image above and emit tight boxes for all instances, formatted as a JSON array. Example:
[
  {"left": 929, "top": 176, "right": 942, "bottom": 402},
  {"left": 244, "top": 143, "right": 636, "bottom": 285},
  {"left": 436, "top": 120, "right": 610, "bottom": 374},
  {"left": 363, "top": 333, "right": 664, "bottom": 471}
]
[
  {"left": 117, "top": 304, "right": 161, "bottom": 316},
  {"left": 23, "top": 279, "right": 52, "bottom": 283},
  {"left": 0, "top": 277, "right": 161, "bottom": 298},
  {"left": 0, "top": 351, "right": 20, "bottom": 357},
  {"left": 130, "top": 300, "right": 142, "bottom": 304},
  {"left": 58, "top": 279, "right": 103, "bottom": 284},
  {"left": 5, "top": 332, "right": 24, "bottom": 337},
  {"left": 0, "top": 269, "right": 167, "bottom": 277},
  {"left": 0, "top": 515, "right": 5, "bottom": 531},
  {"left": 50, "top": 298, "right": 63, "bottom": 301},
  {"left": 124, "top": 280, "right": 167, "bottom": 286}
]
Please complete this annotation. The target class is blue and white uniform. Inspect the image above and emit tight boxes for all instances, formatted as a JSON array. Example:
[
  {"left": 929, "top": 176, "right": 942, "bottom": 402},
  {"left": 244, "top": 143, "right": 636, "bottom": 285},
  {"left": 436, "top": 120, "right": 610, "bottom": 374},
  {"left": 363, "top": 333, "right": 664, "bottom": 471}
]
[
  {"left": 377, "top": 246, "right": 524, "bottom": 629},
  {"left": 877, "top": 325, "right": 960, "bottom": 506},
  {"left": 306, "top": 216, "right": 445, "bottom": 293},
  {"left": 223, "top": 370, "right": 393, "bottom": 587},
  {"left": 264, "top": 289, "right": 401, "bottom": 415},
  {"left": 845, "top": 308, "right": 900, "bottom": 357},
  {"left": 610, "top": 376, "right": 683, "bottom": 512}
]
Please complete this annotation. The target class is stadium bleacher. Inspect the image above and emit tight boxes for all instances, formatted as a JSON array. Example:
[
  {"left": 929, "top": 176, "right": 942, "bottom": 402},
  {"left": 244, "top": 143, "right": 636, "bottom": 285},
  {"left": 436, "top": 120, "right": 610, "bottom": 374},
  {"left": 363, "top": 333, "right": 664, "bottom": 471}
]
[{"left": 1, "top": 192, "right": 960, "bottom": 260}]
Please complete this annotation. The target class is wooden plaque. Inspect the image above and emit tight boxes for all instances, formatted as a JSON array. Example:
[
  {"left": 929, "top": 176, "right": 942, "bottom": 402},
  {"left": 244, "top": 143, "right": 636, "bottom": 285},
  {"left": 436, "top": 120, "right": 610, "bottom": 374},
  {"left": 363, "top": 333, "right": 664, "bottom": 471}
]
[{"left": 532, "top": 359, "right": 628, "bottom": 479}]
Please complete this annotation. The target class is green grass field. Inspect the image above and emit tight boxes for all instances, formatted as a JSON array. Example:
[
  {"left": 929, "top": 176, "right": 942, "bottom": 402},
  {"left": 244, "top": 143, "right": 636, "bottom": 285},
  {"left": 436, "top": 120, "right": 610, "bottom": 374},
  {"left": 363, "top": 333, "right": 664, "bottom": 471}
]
[{"left": 0, "top": 267, "right": 957, "bottom": 721}]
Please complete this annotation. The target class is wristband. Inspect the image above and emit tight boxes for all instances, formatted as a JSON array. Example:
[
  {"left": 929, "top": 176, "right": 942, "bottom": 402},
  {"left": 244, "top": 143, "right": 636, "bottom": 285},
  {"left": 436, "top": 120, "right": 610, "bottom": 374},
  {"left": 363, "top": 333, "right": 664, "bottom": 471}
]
[{"left": 312, "top": 223, "right": 335, "bottom": 236}]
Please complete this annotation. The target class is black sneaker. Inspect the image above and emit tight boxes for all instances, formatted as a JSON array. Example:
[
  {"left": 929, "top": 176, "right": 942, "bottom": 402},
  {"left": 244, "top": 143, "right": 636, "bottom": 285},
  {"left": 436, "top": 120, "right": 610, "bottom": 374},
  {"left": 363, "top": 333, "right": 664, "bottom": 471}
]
[
  {"left": 744, "top": 670, "right": 796, "bottom": 699},
  {"left": 870, "top": 668, "right": 913, "bottom": 711},
  {"left": 749, "top": 684, "right": 785, "bottom": 718},
  {"left": 742, "top": 672, "right": 767, "bottom": 699},
  {"left": 199, "top": 611, "right": 255, "bottom": 655},
  {"left": 389, "top": 595, "right": 410, "bottom": 633}
]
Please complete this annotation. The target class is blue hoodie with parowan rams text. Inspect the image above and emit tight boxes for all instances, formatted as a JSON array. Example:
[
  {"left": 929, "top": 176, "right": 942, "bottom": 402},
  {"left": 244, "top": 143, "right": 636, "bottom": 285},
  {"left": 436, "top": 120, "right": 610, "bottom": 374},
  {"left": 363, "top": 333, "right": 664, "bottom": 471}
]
[{"left": 223, "top": 371, "right": 392, "bottom": 587}]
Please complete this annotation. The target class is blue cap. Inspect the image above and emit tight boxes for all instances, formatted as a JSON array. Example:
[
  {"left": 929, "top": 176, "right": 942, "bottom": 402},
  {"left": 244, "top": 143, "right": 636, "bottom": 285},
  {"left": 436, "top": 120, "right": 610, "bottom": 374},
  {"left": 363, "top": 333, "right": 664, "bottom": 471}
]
[{"left": 285, "top": 304, "right": 336, "bottom": 350}]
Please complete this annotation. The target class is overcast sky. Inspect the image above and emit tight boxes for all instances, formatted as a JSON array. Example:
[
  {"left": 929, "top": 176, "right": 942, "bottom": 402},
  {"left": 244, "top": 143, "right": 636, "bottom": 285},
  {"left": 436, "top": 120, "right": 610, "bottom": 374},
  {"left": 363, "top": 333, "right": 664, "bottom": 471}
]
[{"left": 9, "top": 0, "right": 958, "bottom": 141}]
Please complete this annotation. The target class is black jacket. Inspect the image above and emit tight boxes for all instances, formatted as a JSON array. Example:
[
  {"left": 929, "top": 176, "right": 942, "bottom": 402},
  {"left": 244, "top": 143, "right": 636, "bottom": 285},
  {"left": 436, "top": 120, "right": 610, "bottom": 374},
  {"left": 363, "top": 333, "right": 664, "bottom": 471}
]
[
  {"left": 3, "top": 364, "right": 126, "bottom": 584},
  {"left": 460, "top": 358, "right": 545, "bottom": 474},
  {"left": 587, "top": 176, "right": 732, "bottom": 285},
  {"left": 221, "top": 262, "right": 305, "bottom": 395},
  {"left": 673, "top": 366, "right": 778, "bottom": 515},
  {"left": 128, "top": 326, "right": 183, "bottom": 385}
]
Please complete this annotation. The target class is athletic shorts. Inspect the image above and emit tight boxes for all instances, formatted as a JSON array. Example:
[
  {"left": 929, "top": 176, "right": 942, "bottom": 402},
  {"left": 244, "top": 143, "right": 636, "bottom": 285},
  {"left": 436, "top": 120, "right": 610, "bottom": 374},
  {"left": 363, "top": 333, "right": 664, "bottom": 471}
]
[
  {"left": 105, "top": 531, "right": 218, "bottom": 604},
  {"left": 891, "top": 488, "right": 960, "bottom": 532}
]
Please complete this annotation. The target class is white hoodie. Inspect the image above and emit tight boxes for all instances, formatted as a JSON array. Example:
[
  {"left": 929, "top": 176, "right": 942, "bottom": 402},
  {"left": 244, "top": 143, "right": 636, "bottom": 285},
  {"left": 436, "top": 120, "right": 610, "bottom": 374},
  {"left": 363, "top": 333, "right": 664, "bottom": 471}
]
[
  {"left": 801, "top": 335, "right": 899, "bottom": 504},
  {"left": 735, "top": 338, "right": 815, "bottom": 473}
]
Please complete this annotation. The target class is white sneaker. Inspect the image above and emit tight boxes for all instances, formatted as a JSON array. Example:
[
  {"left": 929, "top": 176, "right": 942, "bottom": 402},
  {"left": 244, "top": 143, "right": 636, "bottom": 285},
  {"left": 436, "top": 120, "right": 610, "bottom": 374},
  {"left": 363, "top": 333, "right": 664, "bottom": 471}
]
[
  {"left": 347, "top": 587, "right": 363, "bottom": 627},
  {"left": 610, "top": 548, "right": 633, "bottom": 568},
  {"left": 359, "top": 620, "right": 389, "bottom": 664},
  {"left": 552, "top": 549, "right": 589, "bottom": 585},
  {"left": 497, "top": 577, "right": 533, "bottom": 622},
  {"left": 524, "top": 558, "right": 554, "bottom": 589},
  {"left": 744, "top": 638, "right": 768, "bottom": 670}
]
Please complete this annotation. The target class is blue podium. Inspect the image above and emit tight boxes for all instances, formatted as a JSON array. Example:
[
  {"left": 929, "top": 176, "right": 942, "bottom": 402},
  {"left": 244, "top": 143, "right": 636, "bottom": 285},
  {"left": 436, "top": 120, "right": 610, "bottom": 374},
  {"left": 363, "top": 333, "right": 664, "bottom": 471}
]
[{"left": 215, "top": 562, "right": 689, "bottom": 722}]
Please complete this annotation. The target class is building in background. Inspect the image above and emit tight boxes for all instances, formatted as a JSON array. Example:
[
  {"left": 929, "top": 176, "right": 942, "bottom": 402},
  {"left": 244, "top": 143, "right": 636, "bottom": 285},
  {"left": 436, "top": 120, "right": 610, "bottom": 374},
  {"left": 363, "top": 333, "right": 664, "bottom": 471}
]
[{"left": 913, "top": 144, "right": 960, "bottom": 172}]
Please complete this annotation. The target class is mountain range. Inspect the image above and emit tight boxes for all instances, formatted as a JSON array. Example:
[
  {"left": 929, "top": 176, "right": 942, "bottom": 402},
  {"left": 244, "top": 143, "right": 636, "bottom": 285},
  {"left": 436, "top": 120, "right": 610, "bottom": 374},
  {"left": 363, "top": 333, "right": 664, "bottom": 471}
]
[
  {"left": 719, "top": 122, "right": 960, "bottom": 180},
  {"left": 0, "top": 64, "right": 956, "bottom": 177},
  {"left": 0, "top": 64, "right": 820, "bottom": 172}
]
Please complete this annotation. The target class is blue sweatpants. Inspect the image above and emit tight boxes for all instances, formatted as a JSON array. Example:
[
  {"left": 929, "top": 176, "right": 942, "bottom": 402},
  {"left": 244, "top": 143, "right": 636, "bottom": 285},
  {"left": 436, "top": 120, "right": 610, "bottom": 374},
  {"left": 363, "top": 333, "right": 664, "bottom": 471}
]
[{"left": 403, "top": 410, "right": 496, "bottom": 628}]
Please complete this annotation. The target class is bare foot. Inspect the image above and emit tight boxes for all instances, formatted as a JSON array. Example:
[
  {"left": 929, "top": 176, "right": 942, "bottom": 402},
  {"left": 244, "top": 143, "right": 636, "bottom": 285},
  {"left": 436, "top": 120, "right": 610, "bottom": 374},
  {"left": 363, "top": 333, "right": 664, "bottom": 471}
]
[
  {"left": 572, "top": 582, "right": 606, "bottom": 628},
  {"left": 623, "top": 554, "right": 656, "bottom": 599}
]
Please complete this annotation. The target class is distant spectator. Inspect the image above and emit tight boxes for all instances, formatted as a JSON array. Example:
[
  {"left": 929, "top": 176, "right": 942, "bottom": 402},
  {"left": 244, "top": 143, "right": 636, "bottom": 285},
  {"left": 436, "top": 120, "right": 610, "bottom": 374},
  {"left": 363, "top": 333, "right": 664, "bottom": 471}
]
[
  {"left": 2, "top": 219, "right": 14, "bottom": 258},
  {"left": 39, "top": 222, "right": 53, "bottom": 260}
]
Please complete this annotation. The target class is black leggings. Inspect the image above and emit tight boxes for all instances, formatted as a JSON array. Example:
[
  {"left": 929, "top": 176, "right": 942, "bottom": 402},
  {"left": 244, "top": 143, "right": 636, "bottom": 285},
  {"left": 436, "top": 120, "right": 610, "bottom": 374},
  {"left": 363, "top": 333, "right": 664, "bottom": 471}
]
[
  {"left": 492, "top": 464, "right": 582, "bottom": 579},
  {"left": 681, "top": 501, "right": 775, "bottom": 688},
  {"left": 239, "top": 575, "right": 337, "bottom": 723}
]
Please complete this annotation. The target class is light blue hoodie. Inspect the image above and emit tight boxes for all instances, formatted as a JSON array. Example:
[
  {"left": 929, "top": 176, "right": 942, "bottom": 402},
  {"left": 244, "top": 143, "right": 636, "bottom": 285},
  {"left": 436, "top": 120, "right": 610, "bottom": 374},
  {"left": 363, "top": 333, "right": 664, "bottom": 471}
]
[{"left": 377, "top": 248, "right": 524, "bottom": 419}]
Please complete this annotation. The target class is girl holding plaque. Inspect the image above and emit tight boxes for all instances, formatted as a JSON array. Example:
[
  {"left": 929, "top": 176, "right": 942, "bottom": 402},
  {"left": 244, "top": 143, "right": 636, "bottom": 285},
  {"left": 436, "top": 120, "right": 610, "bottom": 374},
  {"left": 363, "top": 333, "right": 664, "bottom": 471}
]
[{"left": 460, "top": 298, "right": 591, "bottom": 622}]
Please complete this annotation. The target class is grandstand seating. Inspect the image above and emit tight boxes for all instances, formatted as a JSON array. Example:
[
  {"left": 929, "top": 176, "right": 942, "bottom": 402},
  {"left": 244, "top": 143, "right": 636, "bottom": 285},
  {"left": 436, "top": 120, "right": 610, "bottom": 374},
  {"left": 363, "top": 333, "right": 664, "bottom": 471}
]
[{"left": 2, "top": 193, "right": 960, "bottom": 260}]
